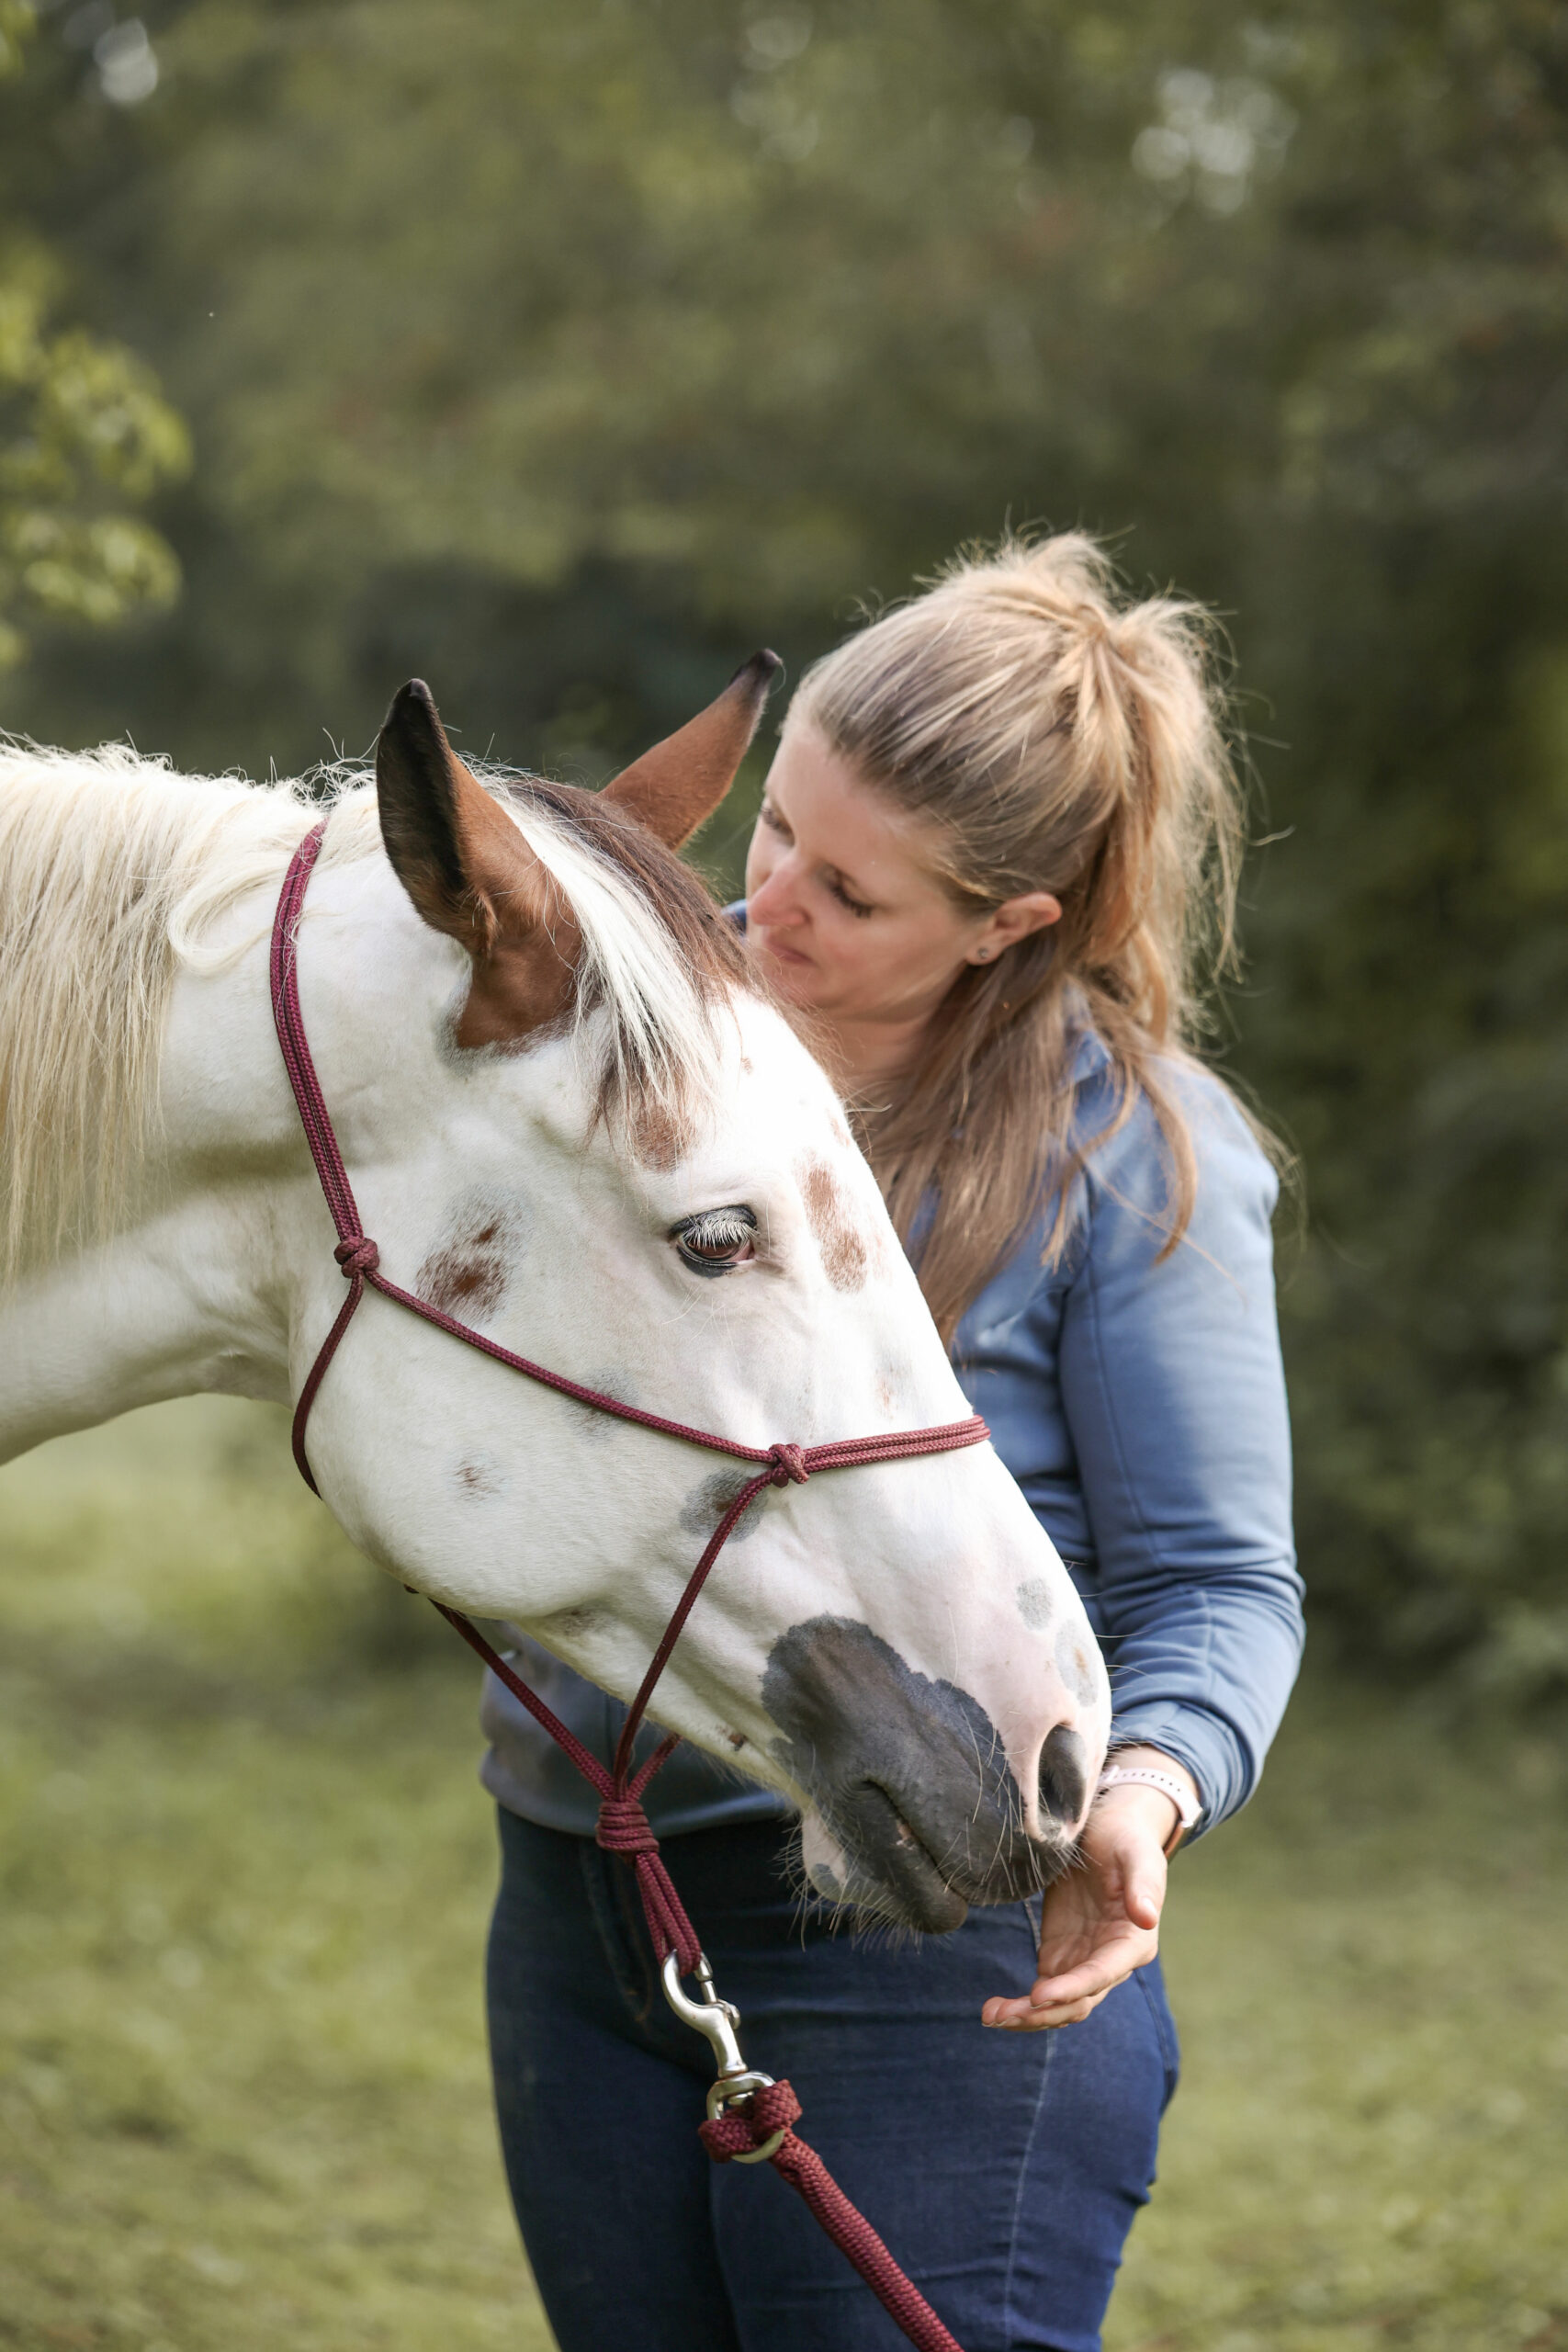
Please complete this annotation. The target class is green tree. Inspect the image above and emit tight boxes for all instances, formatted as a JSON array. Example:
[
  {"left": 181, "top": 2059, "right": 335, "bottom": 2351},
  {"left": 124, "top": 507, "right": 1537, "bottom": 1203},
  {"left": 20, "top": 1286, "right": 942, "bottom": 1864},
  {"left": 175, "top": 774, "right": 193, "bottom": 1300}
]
[
  {"left": 4, "top": 0, "right": 1565, "bottom": 1704},
  {"left": 0, "top": 1, "right": 188, "bottom": 670}
]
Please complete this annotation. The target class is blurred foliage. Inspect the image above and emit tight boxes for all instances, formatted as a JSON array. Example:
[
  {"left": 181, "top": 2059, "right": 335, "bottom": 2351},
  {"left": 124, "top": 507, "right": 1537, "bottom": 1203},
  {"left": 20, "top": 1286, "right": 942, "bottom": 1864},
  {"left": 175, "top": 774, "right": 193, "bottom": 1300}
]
[
  {"left": 1, "top": 0, "right": 1565, "bottom": 1700},
  {"left": 0, "top": 5, "right": 187, "bottom": 669}
]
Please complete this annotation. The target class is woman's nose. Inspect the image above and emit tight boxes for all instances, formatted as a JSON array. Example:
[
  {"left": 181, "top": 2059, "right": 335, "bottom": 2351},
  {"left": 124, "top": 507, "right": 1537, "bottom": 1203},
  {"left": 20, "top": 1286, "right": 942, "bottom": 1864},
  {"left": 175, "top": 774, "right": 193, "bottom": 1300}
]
[{"left": 748, "top": 861, "right": 807, "bottom": 927}]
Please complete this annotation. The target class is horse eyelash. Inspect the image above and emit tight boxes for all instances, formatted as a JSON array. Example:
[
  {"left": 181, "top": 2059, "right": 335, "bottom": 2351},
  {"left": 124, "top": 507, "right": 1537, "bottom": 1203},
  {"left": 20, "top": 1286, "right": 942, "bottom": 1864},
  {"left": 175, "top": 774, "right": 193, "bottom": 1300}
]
[
  {"left": 680, "top": 1209, "right": 756, "bottom": 1250},
  {"left": 671, "top": 1207, "right": 759, "bottom": 1273}
]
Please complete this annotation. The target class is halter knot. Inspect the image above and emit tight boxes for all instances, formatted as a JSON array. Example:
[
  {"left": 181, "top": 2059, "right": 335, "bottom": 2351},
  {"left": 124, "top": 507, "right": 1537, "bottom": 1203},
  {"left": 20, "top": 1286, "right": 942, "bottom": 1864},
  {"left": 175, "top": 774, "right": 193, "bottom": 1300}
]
[
  {"left": 594, "top": 1793, "right": 660, "bottom": 1859},
  {"left": 333, "top": 1236, "right": 380, "bottom": 1279},
  {"left": 700, "top": 2078, "right": 803, "bottom": 2164},
  {"left": 767, "top": 1442, "right": 809, "bottom": 1488}
]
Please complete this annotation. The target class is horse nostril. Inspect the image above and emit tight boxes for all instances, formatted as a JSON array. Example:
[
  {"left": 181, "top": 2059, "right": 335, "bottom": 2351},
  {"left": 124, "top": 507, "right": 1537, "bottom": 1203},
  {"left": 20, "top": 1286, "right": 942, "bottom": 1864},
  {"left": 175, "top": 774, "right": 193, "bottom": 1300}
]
[{"left": 1038, "top": 1724, "right": 1089, "bottom": 1826}]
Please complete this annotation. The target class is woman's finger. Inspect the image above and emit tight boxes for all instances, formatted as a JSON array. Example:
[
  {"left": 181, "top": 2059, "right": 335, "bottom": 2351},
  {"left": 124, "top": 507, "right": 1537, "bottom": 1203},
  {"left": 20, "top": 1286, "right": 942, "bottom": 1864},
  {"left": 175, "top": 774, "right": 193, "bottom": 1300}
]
[
  {"left": 1028, "top": 1932, "right": 1154, "bottom": 2013},
  {"left": 1031, "top": 1962, "right": 1125, "bottom": 2008},
  {"left": 982, "top": 1988, "right": 1104, "bottom": 2030},
  {"left": 1122, "top": 1864, "right": 1165, "bottom": 1932},
  {"left": 980, "top": 1951, "right": 1134, "bottom": 2026}
]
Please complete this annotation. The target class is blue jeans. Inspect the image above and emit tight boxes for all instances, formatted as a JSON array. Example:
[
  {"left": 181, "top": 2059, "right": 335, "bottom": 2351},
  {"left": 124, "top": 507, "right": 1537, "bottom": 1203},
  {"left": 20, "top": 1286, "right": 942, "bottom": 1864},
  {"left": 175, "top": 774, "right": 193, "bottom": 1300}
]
[{"left": 486, "top": 1808, "right": 1179, "bottom": 2352}]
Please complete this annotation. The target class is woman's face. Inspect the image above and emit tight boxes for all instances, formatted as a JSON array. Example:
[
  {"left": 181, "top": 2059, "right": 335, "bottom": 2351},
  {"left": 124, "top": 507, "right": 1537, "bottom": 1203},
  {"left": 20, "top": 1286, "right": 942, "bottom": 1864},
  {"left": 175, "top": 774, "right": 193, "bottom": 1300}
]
[{"left": 743, "top": 720, "right": 1058, "bottom": 1031}]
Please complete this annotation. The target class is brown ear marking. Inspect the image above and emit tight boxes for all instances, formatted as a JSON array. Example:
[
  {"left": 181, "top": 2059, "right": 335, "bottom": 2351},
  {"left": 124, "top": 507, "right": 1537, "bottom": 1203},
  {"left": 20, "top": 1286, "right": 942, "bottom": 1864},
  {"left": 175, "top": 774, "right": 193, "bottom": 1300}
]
[
  {"left": 376, "top": 679, "right": 581, "bottom": 1049},
  {"left": 600, "top": 650, "right": 782, "bottom": 848}
]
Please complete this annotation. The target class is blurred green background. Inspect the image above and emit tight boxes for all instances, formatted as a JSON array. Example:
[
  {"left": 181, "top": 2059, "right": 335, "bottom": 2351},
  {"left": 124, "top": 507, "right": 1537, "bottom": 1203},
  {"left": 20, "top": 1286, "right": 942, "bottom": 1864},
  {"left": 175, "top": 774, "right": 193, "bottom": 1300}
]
[{"left": 3, "top": 1, "right": 1566, "bottom": 2346}]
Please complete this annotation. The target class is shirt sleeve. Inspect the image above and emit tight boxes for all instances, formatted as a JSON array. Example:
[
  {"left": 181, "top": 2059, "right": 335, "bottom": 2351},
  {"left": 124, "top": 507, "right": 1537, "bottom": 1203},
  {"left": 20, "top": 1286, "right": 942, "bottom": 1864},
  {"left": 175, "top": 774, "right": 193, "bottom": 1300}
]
[{"left": 1057, "top": 1068, "right": 1303, "bottom": 1835}]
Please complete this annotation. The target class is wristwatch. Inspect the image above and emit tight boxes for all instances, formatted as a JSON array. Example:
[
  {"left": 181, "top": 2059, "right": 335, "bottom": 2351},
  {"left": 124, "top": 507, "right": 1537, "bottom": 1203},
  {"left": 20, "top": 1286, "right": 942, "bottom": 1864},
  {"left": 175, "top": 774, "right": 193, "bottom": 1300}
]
[{"left": 1093, "top": 1764, "right": 1201, "bottom": 1853}]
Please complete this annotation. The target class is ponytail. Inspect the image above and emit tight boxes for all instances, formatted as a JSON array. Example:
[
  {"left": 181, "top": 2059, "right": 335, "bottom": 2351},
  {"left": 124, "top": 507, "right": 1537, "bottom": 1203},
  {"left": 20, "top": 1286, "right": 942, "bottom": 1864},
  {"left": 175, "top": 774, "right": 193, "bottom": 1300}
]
[{"left": 787, "top": 532, "right": 1246, "bottom": 1342}]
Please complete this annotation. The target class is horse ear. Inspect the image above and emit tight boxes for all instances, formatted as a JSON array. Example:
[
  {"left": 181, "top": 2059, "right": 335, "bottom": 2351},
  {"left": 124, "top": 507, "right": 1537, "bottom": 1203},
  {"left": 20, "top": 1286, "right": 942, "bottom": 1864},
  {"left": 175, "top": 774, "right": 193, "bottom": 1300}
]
[
  {"left": 600, "top": 650, "right": 781, "bottom": 847},
  {"left": 376, "top": 679, "right": 579, "bottom": 1046}
]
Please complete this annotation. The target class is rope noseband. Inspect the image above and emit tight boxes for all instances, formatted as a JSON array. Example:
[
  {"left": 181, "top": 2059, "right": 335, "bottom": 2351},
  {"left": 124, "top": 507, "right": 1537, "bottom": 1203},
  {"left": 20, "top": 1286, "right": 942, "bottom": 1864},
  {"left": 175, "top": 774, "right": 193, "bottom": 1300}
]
[{"left": 270, "top": 819, "right": 986, "bottom": 2350}]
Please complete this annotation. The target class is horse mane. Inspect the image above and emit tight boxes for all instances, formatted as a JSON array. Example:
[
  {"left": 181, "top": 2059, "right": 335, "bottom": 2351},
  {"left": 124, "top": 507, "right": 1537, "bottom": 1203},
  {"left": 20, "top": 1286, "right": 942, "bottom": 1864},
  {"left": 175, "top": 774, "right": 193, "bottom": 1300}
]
[{"left": 0, "top": 739, "right": 751, "bottom": 1292}]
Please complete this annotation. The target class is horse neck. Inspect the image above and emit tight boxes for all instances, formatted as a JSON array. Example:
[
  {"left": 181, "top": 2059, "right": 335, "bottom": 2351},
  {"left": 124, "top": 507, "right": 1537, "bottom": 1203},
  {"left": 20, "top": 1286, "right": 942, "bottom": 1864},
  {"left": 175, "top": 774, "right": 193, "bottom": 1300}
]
[
  {"left": 0, "top": 847, "right": 488, "bottom": 1469},
  {"left": 0, "top": 1210, "right": 290, "bottom": 1466},
  {"left": 0, "top": 909, "right": 307, "bottom": 1466}
]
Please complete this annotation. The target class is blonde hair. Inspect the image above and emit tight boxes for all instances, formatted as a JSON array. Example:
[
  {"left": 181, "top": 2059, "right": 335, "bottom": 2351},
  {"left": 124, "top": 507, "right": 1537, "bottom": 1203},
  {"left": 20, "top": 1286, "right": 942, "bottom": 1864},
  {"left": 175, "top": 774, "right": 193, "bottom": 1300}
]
[{"left": 790, "top": 532, "right": 1247, "bottom": 1342}]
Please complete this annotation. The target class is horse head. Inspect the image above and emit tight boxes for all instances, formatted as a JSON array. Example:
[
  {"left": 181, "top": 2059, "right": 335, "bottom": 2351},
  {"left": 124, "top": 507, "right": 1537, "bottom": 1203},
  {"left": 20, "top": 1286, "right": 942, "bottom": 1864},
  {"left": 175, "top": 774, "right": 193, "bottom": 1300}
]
[{"left": 280, "top": 670, "right": 1110, "bottom": 1930}]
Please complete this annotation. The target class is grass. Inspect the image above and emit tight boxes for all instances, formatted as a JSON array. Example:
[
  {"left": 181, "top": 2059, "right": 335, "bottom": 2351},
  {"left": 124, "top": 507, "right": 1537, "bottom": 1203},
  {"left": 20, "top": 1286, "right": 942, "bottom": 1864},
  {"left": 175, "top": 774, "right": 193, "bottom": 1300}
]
[
  {"left": 0, "top": 1398, "right": 548, "bottom": 2352},
  {"left": 2, "top": 1399, "right": 1565, "bottom": 2352}
]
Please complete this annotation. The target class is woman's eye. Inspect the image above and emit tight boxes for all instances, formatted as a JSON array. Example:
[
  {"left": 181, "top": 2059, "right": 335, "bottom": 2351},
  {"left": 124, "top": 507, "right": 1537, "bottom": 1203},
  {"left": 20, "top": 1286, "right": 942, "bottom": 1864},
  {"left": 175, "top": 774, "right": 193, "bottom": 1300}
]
[
  {"left": 828, "top": 873, "right": 874, "bottom": 919},
  {"left": 671, "top": 1206, "right": 759, "bottom": 1276}
]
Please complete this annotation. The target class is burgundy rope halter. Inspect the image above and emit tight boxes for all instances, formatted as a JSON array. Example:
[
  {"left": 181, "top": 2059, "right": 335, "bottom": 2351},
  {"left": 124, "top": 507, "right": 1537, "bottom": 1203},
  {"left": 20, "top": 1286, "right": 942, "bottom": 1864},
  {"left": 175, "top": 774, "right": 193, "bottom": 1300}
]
[{"left": 271, "top": 819, "right": 987, "bottom": 2352}]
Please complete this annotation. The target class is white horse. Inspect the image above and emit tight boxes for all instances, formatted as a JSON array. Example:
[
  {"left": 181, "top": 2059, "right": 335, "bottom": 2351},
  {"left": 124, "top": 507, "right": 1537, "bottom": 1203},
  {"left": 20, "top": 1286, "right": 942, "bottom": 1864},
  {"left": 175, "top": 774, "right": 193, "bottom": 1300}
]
[{"left": 0, "top": 664, "right": 1110, "bottom": 1932}]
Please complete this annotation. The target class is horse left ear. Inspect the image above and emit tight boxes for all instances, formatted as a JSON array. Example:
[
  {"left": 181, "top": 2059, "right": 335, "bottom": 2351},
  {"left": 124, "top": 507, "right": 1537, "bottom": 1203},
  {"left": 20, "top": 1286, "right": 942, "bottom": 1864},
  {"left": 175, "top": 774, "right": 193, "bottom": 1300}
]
[
  {"left": 600, "top": 650, "right": 782, "bottom": 848},
  {"left": 376, "top": 678, "right": 581, "bottom": 1048}
]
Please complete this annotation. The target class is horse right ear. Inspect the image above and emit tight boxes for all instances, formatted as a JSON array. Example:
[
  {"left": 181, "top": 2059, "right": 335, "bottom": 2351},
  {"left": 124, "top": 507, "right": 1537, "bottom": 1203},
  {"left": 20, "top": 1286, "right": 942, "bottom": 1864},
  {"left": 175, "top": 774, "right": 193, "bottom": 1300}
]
[
  {"left": 600, "top": 650, "right": 781, "bottom": 847},
  {"left": 376, "top": 679, "right": 581, "bottom": 1046}
]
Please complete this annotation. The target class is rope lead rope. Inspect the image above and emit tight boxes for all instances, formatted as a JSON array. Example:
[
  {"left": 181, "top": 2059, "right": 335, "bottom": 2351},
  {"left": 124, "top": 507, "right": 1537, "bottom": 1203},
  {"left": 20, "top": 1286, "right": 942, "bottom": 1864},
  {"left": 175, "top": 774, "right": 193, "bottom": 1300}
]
[{"left": 271, "top": 819, "right": 983, "bottom": 2351}]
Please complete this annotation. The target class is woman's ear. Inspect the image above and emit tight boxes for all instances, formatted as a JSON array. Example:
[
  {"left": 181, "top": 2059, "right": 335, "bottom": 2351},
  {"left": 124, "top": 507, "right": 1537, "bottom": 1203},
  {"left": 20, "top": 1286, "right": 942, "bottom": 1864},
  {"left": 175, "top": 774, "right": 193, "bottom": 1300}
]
[{"left": 969, "top": 891, "right": 1062, "bottom": 964}]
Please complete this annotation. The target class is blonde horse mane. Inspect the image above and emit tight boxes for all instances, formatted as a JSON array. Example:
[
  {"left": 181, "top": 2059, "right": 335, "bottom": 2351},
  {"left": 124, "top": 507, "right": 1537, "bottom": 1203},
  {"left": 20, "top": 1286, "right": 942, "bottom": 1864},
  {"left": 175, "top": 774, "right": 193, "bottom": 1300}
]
[{"left": 0, "top": 740, "right": 735, "bottom": 1292}]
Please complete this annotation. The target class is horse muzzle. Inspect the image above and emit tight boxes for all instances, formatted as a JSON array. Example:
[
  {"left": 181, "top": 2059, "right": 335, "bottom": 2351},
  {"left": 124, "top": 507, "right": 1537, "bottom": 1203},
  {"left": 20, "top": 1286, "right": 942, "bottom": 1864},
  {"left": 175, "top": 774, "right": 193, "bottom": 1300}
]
[{"left": 761, "top": 1613, "right": 1090, "bottom": 1934}]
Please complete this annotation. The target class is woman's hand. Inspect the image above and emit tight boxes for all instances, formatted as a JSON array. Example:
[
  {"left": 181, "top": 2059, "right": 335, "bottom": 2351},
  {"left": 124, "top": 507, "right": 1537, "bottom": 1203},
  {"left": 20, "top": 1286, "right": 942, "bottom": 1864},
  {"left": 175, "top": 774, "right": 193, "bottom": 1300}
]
[{"left": 980, "top": 1752, "right": 1197, "bottom": 2031}]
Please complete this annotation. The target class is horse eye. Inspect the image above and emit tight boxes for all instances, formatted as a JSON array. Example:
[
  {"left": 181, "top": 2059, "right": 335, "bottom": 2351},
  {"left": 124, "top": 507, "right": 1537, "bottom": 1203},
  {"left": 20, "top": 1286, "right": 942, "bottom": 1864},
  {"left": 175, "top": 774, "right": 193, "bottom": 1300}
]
[{"left": 671, "top": 1206, "right": 758, "bottom": 1277}]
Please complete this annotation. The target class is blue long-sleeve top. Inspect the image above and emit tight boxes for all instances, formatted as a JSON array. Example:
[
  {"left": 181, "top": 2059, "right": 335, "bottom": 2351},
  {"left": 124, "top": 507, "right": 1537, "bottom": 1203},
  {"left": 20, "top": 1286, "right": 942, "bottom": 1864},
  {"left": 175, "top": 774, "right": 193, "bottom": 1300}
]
[{"left": 480, "top": 1013, "right": 1302, "bottom": 1843}]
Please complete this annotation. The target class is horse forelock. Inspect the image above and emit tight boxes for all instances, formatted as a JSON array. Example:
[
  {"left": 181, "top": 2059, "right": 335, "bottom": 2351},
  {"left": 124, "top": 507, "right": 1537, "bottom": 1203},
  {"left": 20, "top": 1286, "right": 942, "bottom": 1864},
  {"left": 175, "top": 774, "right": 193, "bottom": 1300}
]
[
  {"left": 0, "top": 741, "right": 759, "bottom": 1290},
  {"left": 491, "top": 775, "right": 757, "bottom": 1164}
]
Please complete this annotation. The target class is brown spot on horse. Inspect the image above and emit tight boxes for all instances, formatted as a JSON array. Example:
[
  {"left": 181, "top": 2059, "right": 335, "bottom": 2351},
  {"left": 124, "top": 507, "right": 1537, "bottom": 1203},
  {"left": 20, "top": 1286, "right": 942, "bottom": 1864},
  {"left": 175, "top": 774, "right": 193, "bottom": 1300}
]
[
  {"left": 631, "top": 1095, "right": 690, "bottom": 1172},
  {"left": 419, "top": 1216, "right": 513, "bottom": 1321},
  {"left": 457, "top": 1456, "right": 502, "bottom": 1498},
  {"left": 798, "top": 1157, "right": 869, "bottom": 1293},
  {"left": 1055, "top": 1622, "right": 1100, "bottom": 1711}
]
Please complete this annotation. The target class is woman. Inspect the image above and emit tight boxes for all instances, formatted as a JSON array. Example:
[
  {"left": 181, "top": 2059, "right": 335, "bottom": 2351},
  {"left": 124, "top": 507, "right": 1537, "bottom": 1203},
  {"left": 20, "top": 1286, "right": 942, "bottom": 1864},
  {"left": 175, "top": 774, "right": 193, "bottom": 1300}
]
[{"left": 481, "top": 536, "right": 1302, "bottom": 2351}]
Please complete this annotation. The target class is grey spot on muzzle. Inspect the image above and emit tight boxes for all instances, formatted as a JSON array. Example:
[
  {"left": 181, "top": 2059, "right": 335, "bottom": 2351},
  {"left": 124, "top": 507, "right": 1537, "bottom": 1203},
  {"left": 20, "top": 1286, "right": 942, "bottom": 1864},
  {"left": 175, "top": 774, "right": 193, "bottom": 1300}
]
[
  {"left": 679, "top": 1469, "right": 767, "bottom": 1547},
  {"left": 762, "top": 1615, "right": 1074, "bottom": 1935},
  {"left": 1055, "top": 1620, "right": 1101, "bottom": 1710},
  {"left": 1016, "top": 1577, "right": 1055, "bottom": 1633},
  {"left": 543, "top": 1603, "right": 605, "bottom": 1641},
  {"left": 564, "top": 1371, "right": 642, "bottom": 1443}
]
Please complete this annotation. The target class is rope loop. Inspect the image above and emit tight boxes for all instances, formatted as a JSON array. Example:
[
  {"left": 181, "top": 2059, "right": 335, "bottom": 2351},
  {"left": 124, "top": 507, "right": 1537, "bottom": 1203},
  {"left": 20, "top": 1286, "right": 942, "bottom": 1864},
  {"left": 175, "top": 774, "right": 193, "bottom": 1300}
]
[
  {"left": 767, "top": 1442, "right": 809, "bottom": 1487},
  {"left": 333, "top": 1236, "right": 380, "bottom": 1279},
  {"left": 594, "top": 1794, "right": 661, "bottom": 1859},
  {"left": 700, "top": 2079, "right": 803, "bottom": 2164}
]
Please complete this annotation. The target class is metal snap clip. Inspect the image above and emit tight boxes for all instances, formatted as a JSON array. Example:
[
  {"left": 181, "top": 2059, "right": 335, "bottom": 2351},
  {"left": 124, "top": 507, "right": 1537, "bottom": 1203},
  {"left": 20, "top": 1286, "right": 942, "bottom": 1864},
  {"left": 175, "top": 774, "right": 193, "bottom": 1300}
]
[{"left": 660, "top": 1951, "right": 788, "bottom": 2163}]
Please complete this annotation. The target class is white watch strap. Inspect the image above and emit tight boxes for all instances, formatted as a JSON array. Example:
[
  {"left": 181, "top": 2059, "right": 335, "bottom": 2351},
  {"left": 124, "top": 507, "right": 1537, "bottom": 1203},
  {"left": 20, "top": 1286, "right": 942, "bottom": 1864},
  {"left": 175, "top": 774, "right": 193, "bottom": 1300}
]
[{"left": 1094, "top": 1764, "right": 1201, "bottom": 1835}]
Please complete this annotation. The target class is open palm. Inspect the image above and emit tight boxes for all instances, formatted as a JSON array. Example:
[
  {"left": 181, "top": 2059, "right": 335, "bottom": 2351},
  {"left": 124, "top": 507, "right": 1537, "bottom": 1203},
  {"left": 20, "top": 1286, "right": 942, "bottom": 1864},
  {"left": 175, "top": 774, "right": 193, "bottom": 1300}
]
[{"left": 981, "top": 1787, "right": 1170, "bottom": 2031}]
